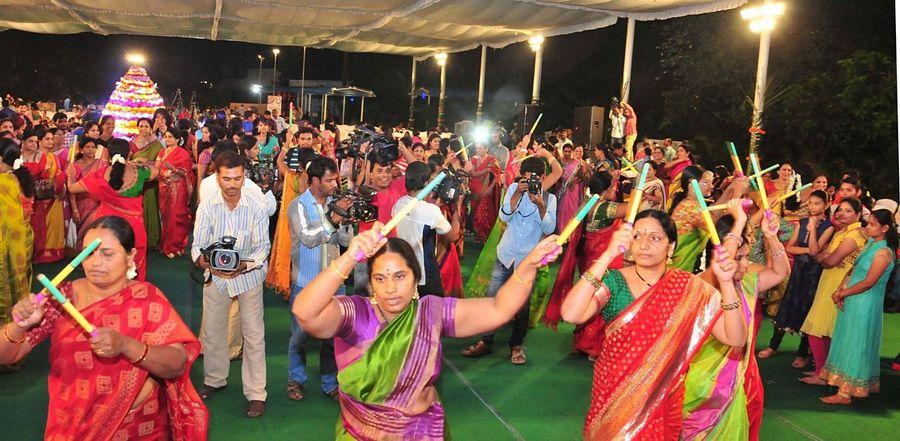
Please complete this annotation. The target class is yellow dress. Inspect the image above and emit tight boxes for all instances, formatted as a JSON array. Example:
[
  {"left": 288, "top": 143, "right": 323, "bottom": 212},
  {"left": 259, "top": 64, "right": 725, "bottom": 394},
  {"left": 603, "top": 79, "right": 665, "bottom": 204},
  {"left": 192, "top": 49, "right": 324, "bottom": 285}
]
[
  {"left": 0, "top": 173, "right": 33, "bottom": 323},
  {"left": 265, "top": 170, "right": 304, "bottom": 299},
  {"left": 800, "top": 222, "right": 866, "bottom": 338}
]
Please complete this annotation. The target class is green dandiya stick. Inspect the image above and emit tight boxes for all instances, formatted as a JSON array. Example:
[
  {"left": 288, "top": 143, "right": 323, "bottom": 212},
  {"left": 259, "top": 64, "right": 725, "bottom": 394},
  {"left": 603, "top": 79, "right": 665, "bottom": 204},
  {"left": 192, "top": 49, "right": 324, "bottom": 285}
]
[
  {"left": 727, "top": 142, "right": 744, "bottom": 176},
  {"left": 34, "top": 238, "right": 101, "bottom": 303},
  {"left": 690, "top": 179, "right": 721, "bottom": 246},
  {"left": 542, "top": 194, "right": 601, "bottom": 265},
  {"left": 36, "top": 274, "right": 98, "bottom": 337}
]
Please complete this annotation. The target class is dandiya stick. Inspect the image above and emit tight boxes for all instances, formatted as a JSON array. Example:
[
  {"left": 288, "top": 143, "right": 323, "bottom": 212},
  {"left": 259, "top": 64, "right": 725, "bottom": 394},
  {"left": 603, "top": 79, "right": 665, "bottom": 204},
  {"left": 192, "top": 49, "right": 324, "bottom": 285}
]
[
  {"left": 749, "top": 153, "right": 771, "bottom": 216},
  {"left": 540, "top": 194, "right": 601, "bottom": 265},
  {"left": 727, "top": 142, "right": 744, "bottom": 176},
  {"left": 34, "top": 238, "right": 102, "bottom": 304},
  {"left": 36, "top": 274, "right": 98, "bottom": 337},
  {"left": 618, "top": 163, "right": 650, "bottom": 253},
  {"left": 354, "top": 172, "right": 448, "bottom": 261},
  {"left": 527, "top": 113, "right": 543, "bottom": 137},
  {"left": 511, "top": 153, "right": 536, "bottom": 164},
  {"left": 745, "top": 163, "right": 779, "bottom": 181},
  {"left": 707, "top": 199, "right": 753, "bottom": 212},
  {"left": 690, "top": 179, "right": 721, "bottom": 247},
  {"left": 774, "top": 183, "right": 813, "bottom": 205},
  {"left": 619, "top": 157, "right": 638, "bottom": 174}
]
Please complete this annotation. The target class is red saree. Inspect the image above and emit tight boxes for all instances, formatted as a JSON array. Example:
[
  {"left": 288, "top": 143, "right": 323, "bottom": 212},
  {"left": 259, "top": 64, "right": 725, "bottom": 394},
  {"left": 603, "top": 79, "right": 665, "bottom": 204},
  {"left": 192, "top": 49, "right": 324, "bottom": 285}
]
[
  {"left": 584, "top": 269, "right": 721, "bottom": 440},
  {"left": 156, "top": 146, "right": 194, "bottom": 256},
  {"left": 26, "top": 281, "right": 208, "bottom": 441},
  {"left": 25, "top": 152, "right": 66, "bottom": 263},
  {"left": 470, "top": 155, "right": 501, "bottom": 242},
  {"left": 437, "top": 204, "right": 463, "bottom": 298}
]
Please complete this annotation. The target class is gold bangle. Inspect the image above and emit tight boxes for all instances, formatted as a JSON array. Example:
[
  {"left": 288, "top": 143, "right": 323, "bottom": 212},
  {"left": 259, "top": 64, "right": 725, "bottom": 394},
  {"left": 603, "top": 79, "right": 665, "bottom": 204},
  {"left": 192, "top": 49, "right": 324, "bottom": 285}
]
[
  {"left": 721, "top": 299, "right": 742, "bottom": 311},
  {"left": 131, "top": 343, "right": 150, "bottom": 364},
  {"left": 330, "top": 261, "right": 350, "bottom": 279},
  {"left": 580, "top": 271, "right": 603, "bottom": 290},
  {"left": 512, "top": 269, "right": 534, "bottom": 285},
  {"left": 3, "top": 324, "right": 26, "bottom": 344}
]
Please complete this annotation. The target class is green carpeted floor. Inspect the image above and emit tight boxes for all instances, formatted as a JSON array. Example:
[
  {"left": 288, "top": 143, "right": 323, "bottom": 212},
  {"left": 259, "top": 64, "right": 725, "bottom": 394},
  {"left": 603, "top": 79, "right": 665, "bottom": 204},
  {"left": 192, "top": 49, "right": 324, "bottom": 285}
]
[{"left": 2, "top": 241, "right": 898, "bottom": 440}]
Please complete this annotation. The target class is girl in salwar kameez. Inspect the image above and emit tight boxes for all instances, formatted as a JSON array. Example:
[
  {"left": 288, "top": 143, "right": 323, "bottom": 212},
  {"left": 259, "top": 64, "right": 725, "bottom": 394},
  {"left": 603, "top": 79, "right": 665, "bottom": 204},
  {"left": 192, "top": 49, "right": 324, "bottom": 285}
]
[
  {"left": 818, "top": 210, "right": 896, "bottom": 404},
  {"left": 0, "top": 216, "right": 207, "bottom": 440},
  {"left": 293, "top": 224, "right": 561, "bottom": 440},
  {"left": 559, "top": 210, "right": 749, "bottom": 441},
  {"left": 156, "top": 129, "right": 194, "bottom": 258},
  {"left": 0, "top": 140, "right": 34, "bottom": 328},
  {"left": 130, "top": 118, "right": 164, "bottom": 250}
]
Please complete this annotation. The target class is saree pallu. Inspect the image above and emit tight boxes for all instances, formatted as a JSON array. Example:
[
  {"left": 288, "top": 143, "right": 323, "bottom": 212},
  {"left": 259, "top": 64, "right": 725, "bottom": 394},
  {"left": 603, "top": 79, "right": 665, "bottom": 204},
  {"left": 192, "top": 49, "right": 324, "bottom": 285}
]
[
  {"left": 157, "top": 147, "right": 194, "bottom": 256},
  {"left": 0, "top": 174, "right": 33, "bottom": 324},
  {"left": 27, "top": 153, "right": 65, "bottom": 263},
  {"left": 334, "top": 295, "right": 457, "bottom": 440},
  {"left": 465, "top": 217, "right": 505, "bottom": 298},
  {"left": 556, "top": 160, "right": 585, "bottom": 234},
  {"left": 585, "top": 269, "right": 721, "bottom": 440},
  {"left": 70, "top": 161, "right": 102, "bottom": 250},
  {"left": 437, "top": 204, "right": 464, "bottom": 298},
  {"left": 131, "top": 140, "right": 163, "bottom": 250},
  {"left": 820, "top": 239, "right": 893, "bottom": 398},
  {"left": 26, "top": 282, "right": 208, "bottom": 440},
  {"left": 266, "top": 170, "right": 303, "bottom": 299},
  {"left": 682, "top": 274, "right": 762, "bottom": 440}
]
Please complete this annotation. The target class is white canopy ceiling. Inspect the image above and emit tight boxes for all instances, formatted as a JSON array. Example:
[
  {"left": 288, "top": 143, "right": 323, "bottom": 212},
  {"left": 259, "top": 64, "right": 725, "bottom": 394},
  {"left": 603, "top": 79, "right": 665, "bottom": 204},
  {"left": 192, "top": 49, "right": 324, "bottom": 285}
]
[{"left": 0, "top": 0, "right": 746, "bottom": 58}]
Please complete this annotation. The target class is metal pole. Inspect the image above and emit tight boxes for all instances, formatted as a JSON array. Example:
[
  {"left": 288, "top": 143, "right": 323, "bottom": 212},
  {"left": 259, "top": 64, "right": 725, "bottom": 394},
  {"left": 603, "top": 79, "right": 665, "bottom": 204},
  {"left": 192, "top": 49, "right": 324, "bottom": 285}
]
[
  {"left": 341, "top": 96, "right": 347, "bottom": 124},
  {"left": 476, "top": 45, "right": 487, "bottom": 124},
  {"left": 437, "top": 62, "right": 447, "bottom": 128},
  {"left": 323, "top": 94, "right": 328, "bottom": 121},
  {"left": 621, "top": 18, "right": 635, "bottom": 103},
  {"left": 530, "top": 43, "right": 543, "bottom": 105},
  {"left": 360, "top": 97, "right": 366, "bottom": 122},
  {"left": 300, "top": 47, "right": 307, "bottom": 113},
  {"left": 748, "top": 29, "right": 771, "bottom": 155},
  {"left": 408, "top": 58, "right": 417, "bottom": 129}
]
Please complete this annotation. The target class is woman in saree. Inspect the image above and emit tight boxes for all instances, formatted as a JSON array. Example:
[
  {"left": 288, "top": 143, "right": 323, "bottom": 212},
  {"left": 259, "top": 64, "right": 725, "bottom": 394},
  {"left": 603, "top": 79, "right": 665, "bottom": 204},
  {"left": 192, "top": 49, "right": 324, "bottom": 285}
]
[
  {"left": 800, "top": 198, "right": 867, "bottom": 384},
  {"left": 544, "top": 171, "right": 626, "bottom": 358},
  {"left": 560, "top": 210, "right": 747, "bottom": 440},
  {"left": 69, "top": 138, "right": 159, "bottom": 282},
  {"left": 156, "top": 128, "right": 194, "bottom": 258},
  {"left": 0, "top": 140, "right": 34, "bottom": 327},
  {"left": 22, "top": 127, "right": 66, "bottom": 263},
  {"left": 293, "top": 225, "right": 562, "bottom": 440},
  {"left": 664, "top": 144, "right": 694, "bottom": 209},
  {"left": 469, "top": 142, "right": 501, "bottom": 242},
  {"left": 685, "top": 203, "right": 790, "bottom": 441},
  {"left": 98, "top": 115, "right": 116, "bottom": 144},
  {"left": 556, "top": 143, "right": 590, "bottom": 233},
  {"left": 818, "top": 209, "right": 896, "bottom": 404},
  {"left": 267, "top": 135, "right": 312, "bottom": 299},
  {"left": 130, "top": 118, "right": 164, "bottom": 250},
  {"left": 66, "top": 137, "right": 103, "bottom": 249},
  {"left": 668, "top": 166, "right": 711, "bottom": 272},
  {"left": 0, "top": 216, "right": 207, "bottom": 440}
]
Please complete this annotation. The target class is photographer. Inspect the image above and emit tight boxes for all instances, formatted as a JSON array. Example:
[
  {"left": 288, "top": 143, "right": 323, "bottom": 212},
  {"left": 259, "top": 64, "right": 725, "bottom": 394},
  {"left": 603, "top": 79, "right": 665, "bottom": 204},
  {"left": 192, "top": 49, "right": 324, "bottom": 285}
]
[
  {"left": 192, "top": 150, "right": 272, "bottom": 418},
  {"left": 462, "top": 147, "right": 562, "bottom": 364},
  {"left": 286, "top": 156, "right": 352, "bottom": 401},
  {"left": 198, "top": 140, "right": 277, "bottom": 216},
  {"left": 393, "top": 162, "right": 461, "bottom": 297}
]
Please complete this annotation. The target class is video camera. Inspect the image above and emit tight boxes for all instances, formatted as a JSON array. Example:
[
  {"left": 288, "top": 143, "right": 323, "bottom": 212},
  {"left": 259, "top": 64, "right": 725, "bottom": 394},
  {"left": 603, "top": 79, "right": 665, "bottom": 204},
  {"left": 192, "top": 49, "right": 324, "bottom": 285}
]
[
  {"left": 335, "top": 125, "right": 399, "bottom": 164},
  {"left": 434, "top": 169, "right": 471, "bottom": 204},
  {"left": 284, "top": 147, "right": 321, "bottom": 173},
  {"left": 328, "top": 185, "right": 379, "bottom": 224},
  {"left": 200, "top": 236, "right": 241, "bottom": 272}
]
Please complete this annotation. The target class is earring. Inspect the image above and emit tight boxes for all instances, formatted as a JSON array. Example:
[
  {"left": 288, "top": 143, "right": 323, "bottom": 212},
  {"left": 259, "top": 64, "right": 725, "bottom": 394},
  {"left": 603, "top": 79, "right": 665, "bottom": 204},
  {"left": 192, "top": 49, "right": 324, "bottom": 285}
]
[
  {"left": 412, "top": 289, "right": 420, "bottom": 301},
  {"left": 126, "top": 262, "right": 137, "bottom": 280},
  {"left": 369, "top": 296, "right": 378, "bottom": 306}
]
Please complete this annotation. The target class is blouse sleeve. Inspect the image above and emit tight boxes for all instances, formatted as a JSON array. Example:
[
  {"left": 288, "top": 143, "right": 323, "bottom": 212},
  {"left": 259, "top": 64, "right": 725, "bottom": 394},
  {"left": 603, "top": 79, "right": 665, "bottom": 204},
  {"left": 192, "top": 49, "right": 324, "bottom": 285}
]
[
  {"left": 334, "top": 295, "right": 362, "bottom": 341},
  {"left": 441, "top": 297, "right": 459, "bottom": 338}
]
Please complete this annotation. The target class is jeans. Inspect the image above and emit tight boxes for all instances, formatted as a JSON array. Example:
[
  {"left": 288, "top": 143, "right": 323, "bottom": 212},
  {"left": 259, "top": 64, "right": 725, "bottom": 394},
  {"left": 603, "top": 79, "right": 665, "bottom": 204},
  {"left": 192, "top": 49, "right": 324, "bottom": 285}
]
[
  {"left": 288, "top": 284, "right": 338, "bottom": 394},
  {"left": 481, "top": 259, "right": 530, "bottom": 348}
]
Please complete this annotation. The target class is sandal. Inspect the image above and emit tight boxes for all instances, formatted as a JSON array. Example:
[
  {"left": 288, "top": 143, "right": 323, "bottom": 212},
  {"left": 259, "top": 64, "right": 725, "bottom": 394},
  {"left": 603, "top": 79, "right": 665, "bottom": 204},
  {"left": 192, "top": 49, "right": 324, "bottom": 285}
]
[
  {"left": 820, "top": 393, "right": 852, "bottom": 405},
  {"left": 462, "top": 341, "right": 492, "bottom": 358},
  {"left": 510, "top": 346, "right": 526, "bottom": 365},
  {"left": 791, "top": 357, "right": 809, "bottom": 369},
  {"left": 757, "top": 348, "right": 777, "bottom": 359},
  {"left": 197, "top": 384, "right": 226, "bottom": 400},
  {"left": 286, "top": 381, "right": 304, "bottom": 401}
]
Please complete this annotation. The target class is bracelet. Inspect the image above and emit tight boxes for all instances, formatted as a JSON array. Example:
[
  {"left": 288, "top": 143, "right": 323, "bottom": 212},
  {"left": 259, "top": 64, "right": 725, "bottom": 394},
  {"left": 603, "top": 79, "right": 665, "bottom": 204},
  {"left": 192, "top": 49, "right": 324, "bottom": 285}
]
[
  {"left": 592, "top": 285, "right": 610, "bottom": 304},
  {"left": 723, "top": 232, "right": 743, "bottom": 247},
  {"left": 131, "top": 343, "right": 150, "bottom": 364},
  {"left": 721, "top": 299, "right": 742, "bottom": 311},
  {"left": 580, "top": 271, "right": 603, "bottom": 290},
  {"left": 769, "top": 246, "right": 786, "bottom": 258},
  {"left": 512, "top": 269, "right": 534, "bottom": 285},
  {"left": 3, "top": 324, "right": 26, "bottom": 344},
  {"left": 330, "top": 261, "right": 350, "bottom": 279}
]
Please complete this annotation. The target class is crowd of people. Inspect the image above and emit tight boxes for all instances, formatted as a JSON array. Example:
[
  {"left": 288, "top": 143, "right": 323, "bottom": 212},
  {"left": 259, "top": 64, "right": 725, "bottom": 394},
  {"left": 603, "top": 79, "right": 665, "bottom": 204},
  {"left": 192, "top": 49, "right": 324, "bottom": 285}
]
[{"left": 0, "top": 95, "right": 897, "bottom": 440}]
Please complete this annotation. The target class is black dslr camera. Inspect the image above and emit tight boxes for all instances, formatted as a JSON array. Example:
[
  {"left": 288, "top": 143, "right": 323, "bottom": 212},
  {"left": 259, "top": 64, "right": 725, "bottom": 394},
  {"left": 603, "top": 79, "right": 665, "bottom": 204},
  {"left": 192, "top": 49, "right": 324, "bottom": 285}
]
[
  {"left": 336, "top": 126, "right": 399, "bottom": 164},
  {"left": 200, "top": 236, "right": 241, "bottom": 272},
  {"left": 435, "top": 169, "right": 470, "bottom": 204},
  {"left": 328, "top": 185, "right": 379, "bottom": 224},
  {"left": 522, "top": 175, "right": 543, "bottom": 195}
]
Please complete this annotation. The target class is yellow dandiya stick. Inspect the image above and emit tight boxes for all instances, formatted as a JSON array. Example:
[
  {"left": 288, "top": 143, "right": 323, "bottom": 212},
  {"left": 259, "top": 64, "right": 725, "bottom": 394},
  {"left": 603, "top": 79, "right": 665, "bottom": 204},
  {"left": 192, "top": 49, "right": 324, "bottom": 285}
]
[
  {"left": 690, "top": 179, "right": 721, "bottom": 246},
  {"left": 749, "top": 153, "right": 771, "bottom": 214},
  {"left": 36, "top": 274, "right": 98, "bottom": 337},
  {"left": 528, "top": 113, "right": 543, "bottom": 137},
  {"left": 34, "top": 238, "right": 102, "bottom": 303},
  {"left": 626, "top": 163, "right": 650, "bottom": 224},
  {"left": 745, "top": 163, "right": 779, "bottom": 181},
  {"left": 619, "top": 156, "right": 639, "bottom": 174},
  {"left": 541, "top": 194, "right": 601, "bottom": 265},
  {"left": 774, "top": 183, "right": 813, "bottom": 204},
  {"left": 354, "top": 172, "right": 448, "bottom": 261},
  {"left": 707, "top": 199, "right": 753, "bottom": 212},
  {"left": 512, "top": 153, "right": 536, "bottom": 164},
  {"left": 727, "top": 142, "right": 744, "bottom": 176}
]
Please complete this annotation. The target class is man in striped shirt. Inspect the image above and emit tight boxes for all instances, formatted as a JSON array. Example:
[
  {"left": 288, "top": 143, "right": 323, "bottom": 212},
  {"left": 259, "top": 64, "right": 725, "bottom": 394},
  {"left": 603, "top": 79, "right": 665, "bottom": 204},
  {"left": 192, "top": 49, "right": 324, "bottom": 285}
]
[
  {"left": 192, "top": 150, "right": 272, "bottom": 418},
  {"left": 286, "top": 156, "right": 352, "bottom": 401}
]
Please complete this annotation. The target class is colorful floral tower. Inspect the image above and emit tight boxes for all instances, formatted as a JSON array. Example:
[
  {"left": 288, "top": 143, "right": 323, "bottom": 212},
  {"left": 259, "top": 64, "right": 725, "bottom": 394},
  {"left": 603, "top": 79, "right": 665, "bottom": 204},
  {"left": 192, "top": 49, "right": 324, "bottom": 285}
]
[{"left": 103, "top": 65, "right": 164, "bottom": 139}]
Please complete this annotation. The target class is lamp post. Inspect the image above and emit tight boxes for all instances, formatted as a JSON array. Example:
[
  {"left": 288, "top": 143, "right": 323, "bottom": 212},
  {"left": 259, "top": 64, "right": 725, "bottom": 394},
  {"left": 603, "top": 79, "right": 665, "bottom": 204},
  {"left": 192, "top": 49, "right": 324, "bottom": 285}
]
[
  {"left": 251, "top": 84, "right": 262, "bottom": 109},
  {"left": 741, "top": 0, "right": 785, "bottom": 154},
  {"left": 529, "top": 36, "right": 544, "bottom": 105},
  {"left": 256, "top": 54, "right": 264, "bottom": 109},
  {"left": 272, "top": 48, "right": 280, "bottom": 96},
  {"left": 300, "top": 46, "right": 307, "bottom": 115},
  {"left": 435, "top": 53, "right": 448, "bottom": 128}
]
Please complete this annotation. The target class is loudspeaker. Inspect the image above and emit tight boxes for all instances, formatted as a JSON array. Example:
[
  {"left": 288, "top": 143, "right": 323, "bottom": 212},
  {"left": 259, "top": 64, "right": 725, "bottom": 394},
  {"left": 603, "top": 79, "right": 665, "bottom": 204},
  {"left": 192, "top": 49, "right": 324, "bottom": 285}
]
[{"left": 572, "top": 106, "right": 605, "bottom": 146}]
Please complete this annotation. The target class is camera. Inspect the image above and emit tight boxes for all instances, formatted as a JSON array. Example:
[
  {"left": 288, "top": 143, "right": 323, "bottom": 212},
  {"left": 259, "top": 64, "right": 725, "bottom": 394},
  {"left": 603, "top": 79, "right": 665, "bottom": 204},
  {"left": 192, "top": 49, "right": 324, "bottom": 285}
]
[
  {"left": 522, "top": 175, "right": 543, "bottom": 195},
  {"left": 328, "top": 185, "right": 378, "bottom": 223},
  {"left": 200, "top": 236, "right": 241, "bottom": 272},
  {"left": 284, "top": 147, "right": 320, "bottom": 172},
  {"left": 435, "top": 170, "right": 470, "bottom": 204},
  {"left": 336, "top": 126, "right": 399, "bottom": 163}
]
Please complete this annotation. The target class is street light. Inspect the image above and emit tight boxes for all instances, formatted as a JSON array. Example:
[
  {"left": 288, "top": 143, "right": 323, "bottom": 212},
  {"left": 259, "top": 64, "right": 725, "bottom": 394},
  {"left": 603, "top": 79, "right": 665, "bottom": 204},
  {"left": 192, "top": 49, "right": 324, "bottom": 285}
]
[
  {"left": 272, "top": 48, "right": 280, "bottom": 96},
  {"left": 741, "top": 1, "right": 785, "bottom": 154},
  {"left": 528, "top": 36, "right": 544, "bottom": 105},
  {"left": 125, "top": 53, "right": 145, "bottom": 65},
  {"left": 256, "top": 55, "right": 264, "bottom": 108},
  {"left": 434, "top": 53, "right": 448, "bottom": 127}
]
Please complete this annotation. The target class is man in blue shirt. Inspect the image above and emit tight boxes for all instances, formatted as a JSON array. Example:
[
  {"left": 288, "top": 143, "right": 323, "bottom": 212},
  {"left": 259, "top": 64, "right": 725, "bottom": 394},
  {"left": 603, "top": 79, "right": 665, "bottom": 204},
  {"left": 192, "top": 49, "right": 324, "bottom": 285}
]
[
  {"left": 287, "top": 156, "right": 352, "bottom": 401},
  {"left": 462, "top": 147, "right": 562, "bottom": 364}
]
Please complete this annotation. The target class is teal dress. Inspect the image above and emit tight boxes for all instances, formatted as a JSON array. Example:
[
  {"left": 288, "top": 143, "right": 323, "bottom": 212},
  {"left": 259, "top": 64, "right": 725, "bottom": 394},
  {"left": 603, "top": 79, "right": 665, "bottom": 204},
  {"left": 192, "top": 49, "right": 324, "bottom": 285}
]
[{"left": 820, "top": 239, "right": 894, "bottom": 398}]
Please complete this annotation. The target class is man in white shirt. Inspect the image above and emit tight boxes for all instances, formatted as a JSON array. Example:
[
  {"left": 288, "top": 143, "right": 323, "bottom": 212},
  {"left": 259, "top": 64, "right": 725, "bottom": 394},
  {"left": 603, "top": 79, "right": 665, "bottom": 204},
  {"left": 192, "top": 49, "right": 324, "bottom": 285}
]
[
  {"left": 609, "top": 106, "right": 625, "bottom": 145},
  {"left": 198, "top": 142, "right": 277, "bottom": 216},
  {"left": 392, "top": 162, "right": 460, "bottom": 296}
]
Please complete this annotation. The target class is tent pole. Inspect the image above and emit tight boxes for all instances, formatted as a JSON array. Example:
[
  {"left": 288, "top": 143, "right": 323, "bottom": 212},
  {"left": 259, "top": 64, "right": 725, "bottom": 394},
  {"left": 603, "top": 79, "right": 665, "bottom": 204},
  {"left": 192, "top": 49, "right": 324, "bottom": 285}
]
[
  {"left": 621, "top": 18, "right": 635, "bottom": 103},
  {"left": 408, "top": 58, "right": 417, "bottom": 129},
  {"left": 476, "top": 45, "right": 487, "bottom": 124}
]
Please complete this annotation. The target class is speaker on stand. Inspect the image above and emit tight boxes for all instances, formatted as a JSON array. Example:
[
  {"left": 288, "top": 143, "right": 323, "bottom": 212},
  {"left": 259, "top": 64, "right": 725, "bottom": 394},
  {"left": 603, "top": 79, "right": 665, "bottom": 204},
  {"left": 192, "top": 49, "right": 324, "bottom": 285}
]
[{"left": 572, "top": 106, "right": 605, "bottom": 147}]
